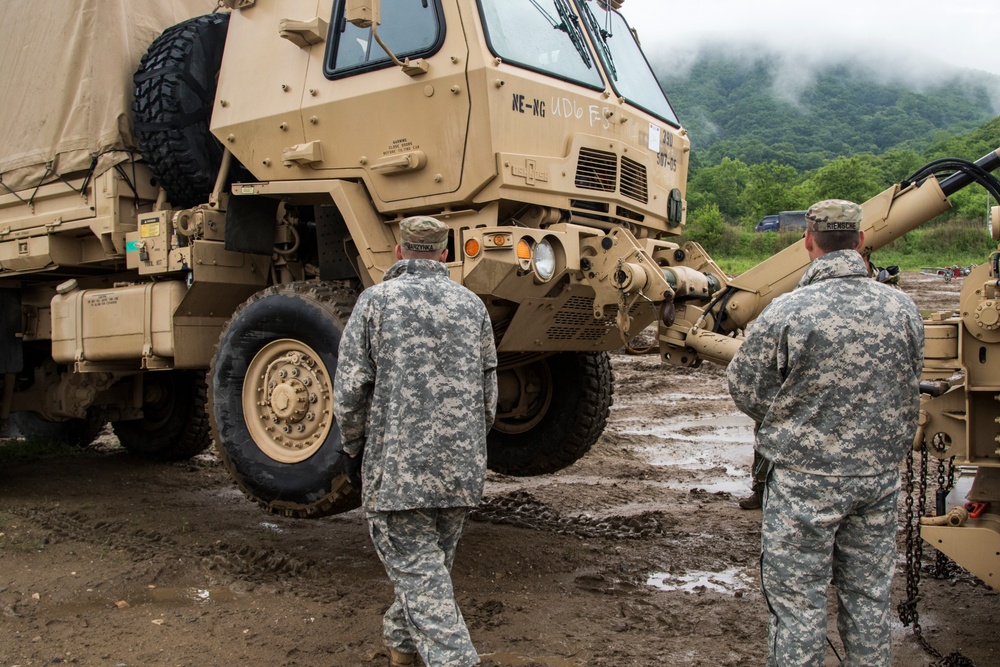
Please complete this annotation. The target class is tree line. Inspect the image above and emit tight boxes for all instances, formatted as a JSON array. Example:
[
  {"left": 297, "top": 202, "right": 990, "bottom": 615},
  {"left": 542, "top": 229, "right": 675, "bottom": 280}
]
[{"left": 654, "top": 49, "right": 1000, "bottom": 268}]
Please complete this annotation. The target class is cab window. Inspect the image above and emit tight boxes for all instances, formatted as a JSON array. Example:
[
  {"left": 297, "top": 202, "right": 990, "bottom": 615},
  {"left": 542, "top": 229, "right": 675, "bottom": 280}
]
[
  {"left": 477, "top": 0, "right": 604, "bottom": 90},
  {"left": 325, "top": 0, "right": 444, "bottom": 78}
]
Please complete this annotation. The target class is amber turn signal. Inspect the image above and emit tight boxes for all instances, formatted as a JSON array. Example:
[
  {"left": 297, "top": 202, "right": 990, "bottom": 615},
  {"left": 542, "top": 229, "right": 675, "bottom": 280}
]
[{"left": 516, "top": 238, "right": 532, "bottom": 259}]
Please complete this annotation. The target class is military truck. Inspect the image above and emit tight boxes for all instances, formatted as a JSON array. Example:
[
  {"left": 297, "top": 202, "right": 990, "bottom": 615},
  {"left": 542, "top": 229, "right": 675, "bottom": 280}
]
[
  {"left": 3, "top": 1, "right": 1000, "bottom": 598},
  {"left": 0, "top": 0, "right": 690, "bottom": 517}
]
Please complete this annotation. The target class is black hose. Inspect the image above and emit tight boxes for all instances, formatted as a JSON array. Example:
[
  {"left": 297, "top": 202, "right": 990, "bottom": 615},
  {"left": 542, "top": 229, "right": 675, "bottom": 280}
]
[{"left": 902, "top": 150, "right": 1000, "bottom": 202}]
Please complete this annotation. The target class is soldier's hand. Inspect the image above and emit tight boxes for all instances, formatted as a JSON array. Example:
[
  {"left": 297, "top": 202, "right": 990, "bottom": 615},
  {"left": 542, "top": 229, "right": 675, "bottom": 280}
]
[{"left": 341, "top": 449, "right": 363, "bottom": 488}]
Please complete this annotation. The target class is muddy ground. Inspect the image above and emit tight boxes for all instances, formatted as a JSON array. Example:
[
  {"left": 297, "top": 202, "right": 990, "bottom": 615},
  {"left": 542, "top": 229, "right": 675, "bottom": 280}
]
[{"left": 2, "top": 272, "right": 999, "bottom": 667}]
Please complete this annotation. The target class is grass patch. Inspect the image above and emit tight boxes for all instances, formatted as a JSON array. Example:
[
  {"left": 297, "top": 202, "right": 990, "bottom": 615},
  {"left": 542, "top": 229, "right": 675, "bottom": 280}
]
[
  {"left": 0, "top": 437, "right": 81, "bottom": 465},
  {"left": 685, "top": 217, "right": 996, "bottom": 275}
]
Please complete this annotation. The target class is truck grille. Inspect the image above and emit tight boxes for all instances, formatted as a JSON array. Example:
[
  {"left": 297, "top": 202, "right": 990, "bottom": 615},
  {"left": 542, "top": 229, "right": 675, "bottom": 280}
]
[
  {"left": 575, "top": 148, "right": 617, "bottom": 192},
  {"left": 620, "top": 156, "right": 648, "bottom": 203},
  {"left": 546, "top": 296, "right": 647, "bottom": 342},
  {"left": 548, "top": 296, "right": 615, "bottom": 341},
  {"left": 574, "top": 148, "right": 648, "bottom": 204}
]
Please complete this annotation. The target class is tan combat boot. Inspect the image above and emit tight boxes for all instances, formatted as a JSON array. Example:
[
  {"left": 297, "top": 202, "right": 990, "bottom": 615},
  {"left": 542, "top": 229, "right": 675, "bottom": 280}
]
[
  {"left": 738, "top": 490, "right": 762, "bottom": 510},
  {"left": 389, "top": 647, "right": 417, "bottom": 666}
]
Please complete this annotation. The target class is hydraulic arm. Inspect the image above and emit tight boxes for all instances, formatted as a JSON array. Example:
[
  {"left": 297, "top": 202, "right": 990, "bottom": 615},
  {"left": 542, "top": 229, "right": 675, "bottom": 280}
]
[{"left": 660, "top": 147, "right": 1000, "bottom": 367}]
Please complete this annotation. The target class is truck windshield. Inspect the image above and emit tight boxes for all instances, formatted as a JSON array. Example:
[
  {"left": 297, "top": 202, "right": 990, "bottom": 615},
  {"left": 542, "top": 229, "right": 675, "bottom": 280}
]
[
  {"left": 477, "top": 0, "right": 604, "bottom": 90},
  {"left": 575, "top": 0, "right": 679, "bottom": 127}
]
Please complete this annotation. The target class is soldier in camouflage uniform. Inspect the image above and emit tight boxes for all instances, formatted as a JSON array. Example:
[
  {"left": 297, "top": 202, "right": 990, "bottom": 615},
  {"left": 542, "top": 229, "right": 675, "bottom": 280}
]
[
  {"left": 725, "top": 199, "right": 924, "bottom": 667},
  {"left": 334, "top": 216, "right": 498, "bottom": 667}
]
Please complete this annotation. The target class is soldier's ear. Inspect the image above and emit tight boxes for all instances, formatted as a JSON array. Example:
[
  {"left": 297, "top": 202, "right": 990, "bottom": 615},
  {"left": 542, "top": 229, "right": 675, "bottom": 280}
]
[
  {"left": 854, "top": 230, "right": 866, "bottom": 252},
  {"left": 803, "top": 231, "right": 815, "bottom": 253},
  {"left": 395, "top": 244, "right": 404, "bottom": 260}
]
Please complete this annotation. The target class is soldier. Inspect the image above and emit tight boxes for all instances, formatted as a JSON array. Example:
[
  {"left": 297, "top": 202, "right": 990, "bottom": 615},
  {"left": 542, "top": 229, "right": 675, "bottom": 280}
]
[
  {"left": 334, "top": 216, "right": 498, "bottom": 667},
  {"left": 726, "top": 199, "right": 924, "bottom": 666}
]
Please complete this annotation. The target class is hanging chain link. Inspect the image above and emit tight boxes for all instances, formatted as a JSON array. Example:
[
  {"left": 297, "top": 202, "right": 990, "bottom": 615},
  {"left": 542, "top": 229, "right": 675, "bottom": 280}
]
[
  {"left": 898, "top": 446, "right": 976, "bottom": 666},
  {"left": 933, "top": 458, "right": 961, "bottom": 578}
]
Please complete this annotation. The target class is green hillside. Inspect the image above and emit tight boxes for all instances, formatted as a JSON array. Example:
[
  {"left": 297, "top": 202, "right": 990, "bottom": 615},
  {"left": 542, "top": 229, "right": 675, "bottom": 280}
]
[
  {"left": 657, "top": 49, "right": 999, "bottom": 172},
  {"left": 672, "top": 107, "right": 1000, "bottom": 271}
]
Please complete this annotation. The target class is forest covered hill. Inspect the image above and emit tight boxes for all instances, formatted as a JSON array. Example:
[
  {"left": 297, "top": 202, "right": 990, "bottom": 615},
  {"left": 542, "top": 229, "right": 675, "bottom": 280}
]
[
  {"left": 655, "top": 49, "right": 1000, "bottom": 172},
  {"left": 652, "top": 48, "right": 1000, "bottom": 268}
]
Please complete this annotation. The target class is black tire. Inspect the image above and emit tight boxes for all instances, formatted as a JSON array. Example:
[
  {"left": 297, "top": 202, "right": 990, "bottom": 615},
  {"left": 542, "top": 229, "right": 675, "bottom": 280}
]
[
  {"left": 112, "top": 371, "right": 211, "bottom": 461},
  {"left": 210, "top": 283, "right": 360, "bottom": 518},
  {"left": 133, "top": 13, "right": 231, "bottom": 208},
  {"left": 487, "top": 352, "right": 613, "bottom": 476},
  {"left": 5, "top": 410, "right": 105, "bottom": 449}
]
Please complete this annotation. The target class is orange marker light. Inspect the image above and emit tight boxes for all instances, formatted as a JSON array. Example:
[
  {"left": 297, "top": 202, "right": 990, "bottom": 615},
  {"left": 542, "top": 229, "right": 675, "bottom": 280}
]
[
  {"left": 464, "top": 238, "right": 481, "bottom": 257},
  {"left": 493, "top": 234, "right": 508, "bottom": 246},
  {"left": 516, "top": 239, "right": 532, "bottom": 259}
]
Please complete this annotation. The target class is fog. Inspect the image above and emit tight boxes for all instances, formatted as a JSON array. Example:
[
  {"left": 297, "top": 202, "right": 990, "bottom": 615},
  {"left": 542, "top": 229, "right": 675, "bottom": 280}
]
[{"left": 619, "top": 0, "right": 1000, "bottom": 81}]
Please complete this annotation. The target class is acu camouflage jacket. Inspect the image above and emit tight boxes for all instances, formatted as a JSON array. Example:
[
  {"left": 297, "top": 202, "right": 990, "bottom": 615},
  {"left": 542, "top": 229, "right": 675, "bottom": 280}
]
[
  {"left": 334, "top": 259, "right": 498, "bottom": 511},
  {"left": 726, "top": 251, "right": 924, "bottom": 476}
]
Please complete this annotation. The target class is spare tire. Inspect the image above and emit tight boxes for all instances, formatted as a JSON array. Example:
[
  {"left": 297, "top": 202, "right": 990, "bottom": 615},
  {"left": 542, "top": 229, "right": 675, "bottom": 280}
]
[{"left": 133, "top": 13, "right": 231, "bottom": 208}]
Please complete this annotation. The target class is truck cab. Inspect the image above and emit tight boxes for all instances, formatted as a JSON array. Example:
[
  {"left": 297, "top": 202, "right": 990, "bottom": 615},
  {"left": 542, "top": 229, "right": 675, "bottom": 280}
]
[{"left": 1, "top": 0, "right": 713, "bottom": 518}]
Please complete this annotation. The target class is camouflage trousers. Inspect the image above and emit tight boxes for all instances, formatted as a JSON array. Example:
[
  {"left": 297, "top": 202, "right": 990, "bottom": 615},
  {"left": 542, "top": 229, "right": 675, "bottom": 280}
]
[
  {"left": 761, "top": 466, "right": 900, "bottom": 667},
  {"left": 367, "top": 507, "right": 479, "bottom": 667}
]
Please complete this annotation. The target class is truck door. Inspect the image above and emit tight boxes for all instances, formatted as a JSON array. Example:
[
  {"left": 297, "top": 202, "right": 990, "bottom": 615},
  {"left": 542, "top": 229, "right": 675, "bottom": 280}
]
[{"left": 302, "top": 0, "right": 471, "bottom": 203}]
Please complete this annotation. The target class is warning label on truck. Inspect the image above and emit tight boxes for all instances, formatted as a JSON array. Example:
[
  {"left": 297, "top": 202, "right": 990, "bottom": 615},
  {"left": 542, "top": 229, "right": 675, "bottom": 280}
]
[{"left": 140, "top": 222, "right": 161, "bottom": 238}]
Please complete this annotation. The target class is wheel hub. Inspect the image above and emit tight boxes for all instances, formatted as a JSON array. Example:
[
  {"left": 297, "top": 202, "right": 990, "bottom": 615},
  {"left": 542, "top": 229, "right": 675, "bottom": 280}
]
[
  {"left": 243, "top": 339, "right": 333, "bottom": 463},
  {"left": 270, "top": 381, "right": 308, "bottom": 420},
  {"left": 493, "top": 360, "right": 553, "bottom": 435}
]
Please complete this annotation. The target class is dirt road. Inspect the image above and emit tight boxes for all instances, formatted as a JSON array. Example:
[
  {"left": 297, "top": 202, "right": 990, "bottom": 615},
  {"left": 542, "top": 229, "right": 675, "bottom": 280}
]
[{"left": 2, "top": 272, "right": 998, "bottom": 667}]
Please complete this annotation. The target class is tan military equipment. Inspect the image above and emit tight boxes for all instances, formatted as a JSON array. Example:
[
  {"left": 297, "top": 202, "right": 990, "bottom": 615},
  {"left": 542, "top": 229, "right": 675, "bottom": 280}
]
[
  {"left": 0, "top": 0, "right": 689, "bottom": 515},
  {"left": 2, "top": 0, "right": 1000, "bottom": 598}
]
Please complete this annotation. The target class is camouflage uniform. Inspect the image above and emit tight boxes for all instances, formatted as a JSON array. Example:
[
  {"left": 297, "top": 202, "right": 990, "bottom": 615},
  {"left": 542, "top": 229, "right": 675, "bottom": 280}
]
[
  {"left": 726, "top": 200, "right": 923, "bottom": 667},
  {"left": 334, "top": 217, "right": 498, "bottom": 667}
]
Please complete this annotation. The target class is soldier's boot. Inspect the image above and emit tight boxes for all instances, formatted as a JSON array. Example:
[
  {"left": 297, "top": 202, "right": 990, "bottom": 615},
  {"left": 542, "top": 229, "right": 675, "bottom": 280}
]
[
  {"left": 389, "top": 648, "right": 417, "bottom": 666},
  {"left": 738, "top": 490, "right": 762, "bottom": 510}
]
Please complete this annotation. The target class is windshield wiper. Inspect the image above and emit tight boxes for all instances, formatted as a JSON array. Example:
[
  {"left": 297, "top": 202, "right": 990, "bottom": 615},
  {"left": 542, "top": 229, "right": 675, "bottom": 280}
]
[
  {"left": 578, "top": 0, "right": 617, "bottom": 79},
  {"left": 529, "top": 0, "right": 559, "bottom": 27},
  {"left": 536, "top": 0, "right": 592, "bottom": 69},
  {"left": 555, "top": 0, "right": 593, "bottom": 68}
]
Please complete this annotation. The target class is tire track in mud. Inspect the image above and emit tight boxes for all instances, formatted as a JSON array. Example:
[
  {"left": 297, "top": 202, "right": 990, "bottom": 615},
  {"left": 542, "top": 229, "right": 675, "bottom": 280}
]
[
  {"left": 471, "top": 489, "right": 760, "bottom": 587},
  {"left": 471, "top": 490, "right": 667, "bottom": 539},
  {"left": 3, "top": 505, "right": 339, "bottom": 601}
]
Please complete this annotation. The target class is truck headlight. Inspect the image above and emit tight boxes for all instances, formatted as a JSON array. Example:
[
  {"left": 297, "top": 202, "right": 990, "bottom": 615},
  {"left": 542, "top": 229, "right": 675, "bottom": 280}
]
[{"left": 533, "top": 239, "right": 556, "bottom": 282}]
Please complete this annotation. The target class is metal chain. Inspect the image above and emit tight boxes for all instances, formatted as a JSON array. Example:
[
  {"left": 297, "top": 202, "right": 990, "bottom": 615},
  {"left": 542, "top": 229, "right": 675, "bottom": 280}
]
[
  {"left": 898, "top": 447, "right": 977, "bottom": 666},
  {"left": 933, "top": 458, "right": 959, "bottom": 578},
  {"left": 899, "top": 447, "right": 933, "bottom": 653}
]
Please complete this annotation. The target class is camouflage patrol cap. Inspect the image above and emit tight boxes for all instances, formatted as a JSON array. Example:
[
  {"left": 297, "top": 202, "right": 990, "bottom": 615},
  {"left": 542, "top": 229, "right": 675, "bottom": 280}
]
[
  {"left": 805, "top": 199, "right": 863, "bottom": 232},
  {"left": 399, "top": 216, "right": 449, "bottom": 252}
]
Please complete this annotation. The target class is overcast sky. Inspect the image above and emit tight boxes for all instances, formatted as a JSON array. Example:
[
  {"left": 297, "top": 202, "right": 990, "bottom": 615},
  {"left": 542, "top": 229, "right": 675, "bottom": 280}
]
[{"left": 618, "top": 0, "right": 1000, "bottom": 79}]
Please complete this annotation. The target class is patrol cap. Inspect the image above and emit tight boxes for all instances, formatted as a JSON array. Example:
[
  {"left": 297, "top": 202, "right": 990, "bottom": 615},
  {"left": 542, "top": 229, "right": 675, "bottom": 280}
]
[
  {"left": 805, "top": 199, "right": 863, "bottom": 232},
  {"left": 399, "top": 215, "right": 449, "bottom": 252}
]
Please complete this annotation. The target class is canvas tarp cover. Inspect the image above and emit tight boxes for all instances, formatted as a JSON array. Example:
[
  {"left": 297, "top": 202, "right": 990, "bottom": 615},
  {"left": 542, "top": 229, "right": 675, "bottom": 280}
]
[{"left": 0, "top": 0, "right": 218, "bottom": 194}]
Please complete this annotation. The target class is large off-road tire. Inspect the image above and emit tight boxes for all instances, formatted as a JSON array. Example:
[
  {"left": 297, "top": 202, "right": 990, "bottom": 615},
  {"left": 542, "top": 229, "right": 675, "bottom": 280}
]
[
  {"left": 210, "top": 283, "right": 360, "bottom": 518},
  {"left": 112, "top": 371, "right": 211, "bottom": 461},
  {"left": 5, "top": 411, "right": 105, "bottom": 449},
  {"left": 133, "top": 13, "right": 231, "bottom": 208},
  {"left": 488, "top": 352, "right": 613, "bottom": 476}
]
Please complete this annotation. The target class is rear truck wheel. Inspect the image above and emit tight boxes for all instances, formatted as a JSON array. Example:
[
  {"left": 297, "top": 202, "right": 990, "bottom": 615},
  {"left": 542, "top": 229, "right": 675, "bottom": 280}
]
[
  {"left": 487, "top": 352, "right": 613, "bottom": 476},
  {"left": 210, "top": 283, "right": 360, "bottom": 518},
  {"left": 133, "top": 13, "right": 231, "bottom": 208},
  {"left": 112, "top": 370, "right": 211, "bottom": 461},
  {"left": 4, "top": 410, "right": 105, "bottom": 449}
]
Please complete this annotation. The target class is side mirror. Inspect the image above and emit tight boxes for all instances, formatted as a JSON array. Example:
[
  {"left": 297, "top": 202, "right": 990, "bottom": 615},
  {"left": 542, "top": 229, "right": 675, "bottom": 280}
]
[{"left": 345, "top": 0, "right": 380, "bottom": 28}]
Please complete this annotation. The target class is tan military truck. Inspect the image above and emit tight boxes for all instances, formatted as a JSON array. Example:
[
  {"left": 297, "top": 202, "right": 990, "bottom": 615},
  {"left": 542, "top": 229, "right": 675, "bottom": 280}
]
[
  {"left": 0, "top": 0, "right": 692, "bottom": 516},
  {"left": 4, "top": 2, "right": 1000, "bottom": 604}
]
